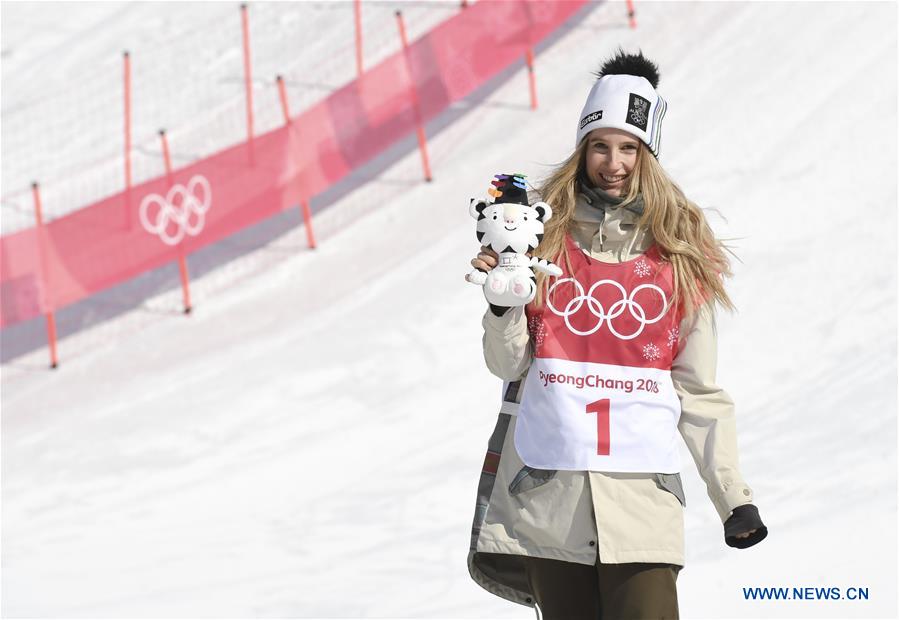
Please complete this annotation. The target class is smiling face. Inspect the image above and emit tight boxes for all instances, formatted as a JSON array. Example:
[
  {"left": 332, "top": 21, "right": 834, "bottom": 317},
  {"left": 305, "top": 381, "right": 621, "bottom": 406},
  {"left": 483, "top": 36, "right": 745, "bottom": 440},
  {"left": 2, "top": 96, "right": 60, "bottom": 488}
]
[{"left": 583, "top": 128, "right": 640, "bottom": 197}]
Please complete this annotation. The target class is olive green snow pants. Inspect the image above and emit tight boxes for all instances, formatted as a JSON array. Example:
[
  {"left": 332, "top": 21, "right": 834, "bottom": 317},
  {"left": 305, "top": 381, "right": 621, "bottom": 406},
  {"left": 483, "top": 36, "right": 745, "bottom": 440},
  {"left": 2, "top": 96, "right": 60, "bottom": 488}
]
[{"left": 522, "top": 554, "right": 680, "bottom": 619}]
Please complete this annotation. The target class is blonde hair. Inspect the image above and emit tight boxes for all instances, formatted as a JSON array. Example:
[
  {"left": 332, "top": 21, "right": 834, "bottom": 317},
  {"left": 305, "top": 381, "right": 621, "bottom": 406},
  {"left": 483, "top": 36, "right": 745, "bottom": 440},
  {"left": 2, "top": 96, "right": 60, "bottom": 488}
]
[{"left": 533, "top": 139, "right": 736, "bottom": 320}]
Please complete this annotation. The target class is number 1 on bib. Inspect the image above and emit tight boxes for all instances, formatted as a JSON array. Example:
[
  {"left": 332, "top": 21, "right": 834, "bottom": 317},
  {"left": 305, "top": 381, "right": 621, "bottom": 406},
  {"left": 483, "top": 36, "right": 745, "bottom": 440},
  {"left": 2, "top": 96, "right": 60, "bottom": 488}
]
[{"left": 586, "top": 398, "right": 611, "bottom": 455}]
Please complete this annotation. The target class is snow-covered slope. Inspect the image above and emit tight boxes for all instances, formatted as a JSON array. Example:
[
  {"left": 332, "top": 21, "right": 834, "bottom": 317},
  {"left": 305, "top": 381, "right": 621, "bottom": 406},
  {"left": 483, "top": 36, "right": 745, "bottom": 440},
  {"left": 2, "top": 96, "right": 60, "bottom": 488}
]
[{"left": 2, "top": 2, "right": 897, "bottom": 618}]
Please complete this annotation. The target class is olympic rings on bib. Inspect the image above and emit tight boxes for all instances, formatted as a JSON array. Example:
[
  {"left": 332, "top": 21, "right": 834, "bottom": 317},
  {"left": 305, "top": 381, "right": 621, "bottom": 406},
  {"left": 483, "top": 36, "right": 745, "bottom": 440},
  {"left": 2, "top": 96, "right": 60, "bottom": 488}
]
[
  {"left": 139, "top": 175, "right": 212, "bottom": 246},
  {"left": 546, "top": 277, "right": 667, "bottom": 340}
]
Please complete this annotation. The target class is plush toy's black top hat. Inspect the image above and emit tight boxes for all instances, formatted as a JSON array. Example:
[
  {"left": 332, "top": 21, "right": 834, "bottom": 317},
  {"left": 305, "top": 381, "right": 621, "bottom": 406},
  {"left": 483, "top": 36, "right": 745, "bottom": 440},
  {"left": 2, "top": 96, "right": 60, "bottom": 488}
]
[{"left": 488, "top": 173, "right": 529, "bottom": 205}]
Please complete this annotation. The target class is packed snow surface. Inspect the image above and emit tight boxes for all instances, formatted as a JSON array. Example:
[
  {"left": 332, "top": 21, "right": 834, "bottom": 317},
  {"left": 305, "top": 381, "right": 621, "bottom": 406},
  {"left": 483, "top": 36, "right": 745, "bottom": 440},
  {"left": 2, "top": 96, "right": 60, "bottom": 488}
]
[{"left": 2, "top": 1, "right": 897, "bottom": 618}]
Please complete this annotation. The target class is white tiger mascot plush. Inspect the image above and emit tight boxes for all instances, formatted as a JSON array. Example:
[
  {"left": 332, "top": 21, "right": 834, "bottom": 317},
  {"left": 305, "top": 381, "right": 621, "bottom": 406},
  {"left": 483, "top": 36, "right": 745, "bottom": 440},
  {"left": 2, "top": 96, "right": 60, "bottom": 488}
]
[{"left": 466, "top": 173, "right": 562, "bottom": 307}]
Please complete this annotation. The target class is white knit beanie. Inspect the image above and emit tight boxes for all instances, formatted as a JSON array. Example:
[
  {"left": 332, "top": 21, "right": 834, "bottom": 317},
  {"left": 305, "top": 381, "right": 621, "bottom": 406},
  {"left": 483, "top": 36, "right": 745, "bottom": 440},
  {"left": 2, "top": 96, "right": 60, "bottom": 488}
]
[{"left": 575, "top": 50, "right": 667, "bottom": 157}]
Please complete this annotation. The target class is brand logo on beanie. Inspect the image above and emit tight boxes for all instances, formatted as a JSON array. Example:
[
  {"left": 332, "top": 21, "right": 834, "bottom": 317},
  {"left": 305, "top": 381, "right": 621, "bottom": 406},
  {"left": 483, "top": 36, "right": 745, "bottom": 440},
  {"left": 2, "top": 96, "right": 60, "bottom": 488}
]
[
  {"left": 626, "top": 93, "right": 650, "bottom": 131},
  {"left": 579, "top": 110, "right": 603, "bottom": 130}
]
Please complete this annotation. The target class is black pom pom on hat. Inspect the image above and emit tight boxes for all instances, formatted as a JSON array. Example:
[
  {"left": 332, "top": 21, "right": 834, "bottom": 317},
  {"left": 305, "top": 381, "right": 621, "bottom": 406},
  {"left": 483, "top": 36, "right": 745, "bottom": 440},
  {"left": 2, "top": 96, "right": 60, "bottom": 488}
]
[{"left": 593, "top": 48, "right": 660, "bottom": 89}]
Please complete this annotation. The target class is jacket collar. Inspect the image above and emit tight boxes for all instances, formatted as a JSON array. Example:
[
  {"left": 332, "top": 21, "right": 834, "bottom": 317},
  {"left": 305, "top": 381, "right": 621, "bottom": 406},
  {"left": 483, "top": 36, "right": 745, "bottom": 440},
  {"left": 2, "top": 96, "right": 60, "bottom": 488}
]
[{"left": 574, "top": 171, "right": 645, "bottom": 225}]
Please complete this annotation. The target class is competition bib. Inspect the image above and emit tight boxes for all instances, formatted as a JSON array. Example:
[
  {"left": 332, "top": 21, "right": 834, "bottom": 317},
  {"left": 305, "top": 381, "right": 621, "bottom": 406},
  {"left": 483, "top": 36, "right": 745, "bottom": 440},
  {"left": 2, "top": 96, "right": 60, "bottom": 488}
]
[{"left": 514, "top": 235, "right": 684, "bottom": 473}]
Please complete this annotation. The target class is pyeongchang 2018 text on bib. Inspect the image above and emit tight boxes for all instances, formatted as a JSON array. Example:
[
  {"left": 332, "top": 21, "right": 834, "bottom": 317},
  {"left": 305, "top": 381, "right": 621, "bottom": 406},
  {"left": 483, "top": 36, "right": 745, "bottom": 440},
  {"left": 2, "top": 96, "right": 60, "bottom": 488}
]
[{"left": 515, "top": 358, "right": 681, "bottom": 472}]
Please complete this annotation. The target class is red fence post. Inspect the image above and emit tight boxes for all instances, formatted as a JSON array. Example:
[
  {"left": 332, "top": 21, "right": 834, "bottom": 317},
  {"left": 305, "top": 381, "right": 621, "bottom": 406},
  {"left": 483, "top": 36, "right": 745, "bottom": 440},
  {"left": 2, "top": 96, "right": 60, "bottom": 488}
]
[
  {"left": 626, "top": 0, "right": 637, "bottom": 29},
  {"left": 276, "top": 76, "right": 317, "bottom": 250},
  {"left": 395, "top": 10, "right": 433, "bottom": 183},
  {"left": 276, "top": 75, "right": 291, "bottom": 125},
  {"left": 354, "top": 0, "right": 363, "bottom": 77},
  {"left": 123, "top": 51, "right": 132, "bottom": 194},
  {"left": 525, "top": 48, "right": 538, "bottom": 110},
  {"left": 158, "top": 129, "right": 193, "bottom": 314},
  {"left": 240, "top": 3, "right": 255, "bottom": 162},
  {"left": 123, "top": 50, "right": 133, "bottom": 230},
  {"left": 31, "top": 182, "right": 59, "bottom": 369}
]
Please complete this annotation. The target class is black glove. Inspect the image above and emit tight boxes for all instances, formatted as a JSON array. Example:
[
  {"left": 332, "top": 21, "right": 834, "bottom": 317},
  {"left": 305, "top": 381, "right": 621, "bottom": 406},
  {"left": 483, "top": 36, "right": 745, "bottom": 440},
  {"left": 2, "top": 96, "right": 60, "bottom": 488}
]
[
  {"left": 489, "top": 304, "right": 511, "bottom": 317},
  {"left": 724, "top": 503, "right": 768, "bottom": 549}
]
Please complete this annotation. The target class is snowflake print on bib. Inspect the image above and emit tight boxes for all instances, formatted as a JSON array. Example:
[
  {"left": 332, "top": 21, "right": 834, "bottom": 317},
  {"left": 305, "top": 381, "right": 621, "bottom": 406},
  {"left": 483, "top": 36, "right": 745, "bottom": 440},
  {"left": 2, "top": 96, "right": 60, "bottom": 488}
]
[
  {"left": 515, "top": 234, "right": 686, "bottom": 473},
  {"left": 634, "top": 258, "right": 651, "bottom": 278},
  {"left": 666, "top": 326, "right": 680, "bottom": 349},
  {"left": 642, "top": 342, "right": 662, "bottom": 361}
]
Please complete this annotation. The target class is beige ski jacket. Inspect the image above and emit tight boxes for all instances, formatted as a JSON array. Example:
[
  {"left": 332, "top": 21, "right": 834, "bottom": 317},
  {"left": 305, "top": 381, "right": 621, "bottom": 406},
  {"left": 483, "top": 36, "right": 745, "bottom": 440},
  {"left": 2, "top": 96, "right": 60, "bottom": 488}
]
[{"left": 467, "top": 191, "right": 756, "bottom": 608}]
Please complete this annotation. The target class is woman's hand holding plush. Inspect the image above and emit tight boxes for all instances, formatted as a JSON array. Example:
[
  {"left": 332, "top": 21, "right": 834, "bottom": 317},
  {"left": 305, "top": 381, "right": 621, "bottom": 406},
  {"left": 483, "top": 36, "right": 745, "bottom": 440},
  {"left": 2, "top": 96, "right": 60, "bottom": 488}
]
[{"left": 465, "top": 246, "right": 499, "bottom": 282}]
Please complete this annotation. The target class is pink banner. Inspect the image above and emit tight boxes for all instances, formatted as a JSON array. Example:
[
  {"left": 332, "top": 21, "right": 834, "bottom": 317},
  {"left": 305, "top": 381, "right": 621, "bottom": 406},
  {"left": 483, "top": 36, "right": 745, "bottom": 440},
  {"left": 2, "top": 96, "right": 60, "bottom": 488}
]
[{"left": 1, "top": 0, "right": 587, "bottom": 328}]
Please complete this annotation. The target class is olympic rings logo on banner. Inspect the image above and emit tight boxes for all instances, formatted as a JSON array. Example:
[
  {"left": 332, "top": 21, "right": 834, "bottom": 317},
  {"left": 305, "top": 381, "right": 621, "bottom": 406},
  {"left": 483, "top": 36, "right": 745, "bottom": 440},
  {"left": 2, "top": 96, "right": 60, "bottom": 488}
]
[
  {"left": 139, "top": 175, "right": 212, "bottom": 246},
  {"left": 546, "top": 277, "right": 668, "bottom": 340}
]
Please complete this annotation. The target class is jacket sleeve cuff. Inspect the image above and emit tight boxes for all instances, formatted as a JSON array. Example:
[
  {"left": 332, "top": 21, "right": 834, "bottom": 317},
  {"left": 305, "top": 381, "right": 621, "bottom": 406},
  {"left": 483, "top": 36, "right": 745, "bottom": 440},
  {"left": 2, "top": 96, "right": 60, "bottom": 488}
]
[
  {"left": 710, "top": 481, "right": 755, "bottom": 523},
  {"left": 488, "top": 303, "right": 511, "bottom": 317}
]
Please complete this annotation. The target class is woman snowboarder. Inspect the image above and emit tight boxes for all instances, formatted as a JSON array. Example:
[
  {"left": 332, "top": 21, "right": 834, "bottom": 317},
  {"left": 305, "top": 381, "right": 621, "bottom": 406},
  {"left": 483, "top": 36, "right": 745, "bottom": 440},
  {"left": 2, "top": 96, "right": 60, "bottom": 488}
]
[{"left": 466, "top": 49, "right": 767, "bottom": 619}]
